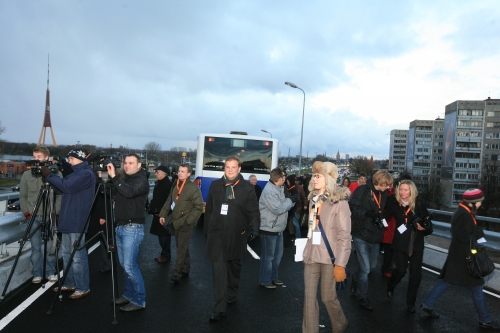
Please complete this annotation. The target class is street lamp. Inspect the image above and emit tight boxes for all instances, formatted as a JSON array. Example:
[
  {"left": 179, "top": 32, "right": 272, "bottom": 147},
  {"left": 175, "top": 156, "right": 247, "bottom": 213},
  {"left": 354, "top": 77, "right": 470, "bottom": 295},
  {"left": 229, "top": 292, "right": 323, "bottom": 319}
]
[
  {"left": 261, "top": 129, "right": 272, "bottom": 137},
  {"left": 285, "top": 81, "right": 305, "bottom": 177}
]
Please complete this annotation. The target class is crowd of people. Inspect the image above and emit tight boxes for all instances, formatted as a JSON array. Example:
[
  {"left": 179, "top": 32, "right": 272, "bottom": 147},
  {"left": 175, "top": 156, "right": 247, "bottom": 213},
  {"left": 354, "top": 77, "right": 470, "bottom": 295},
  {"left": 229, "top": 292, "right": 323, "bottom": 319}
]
[{"left": 19, "top": 147, "right": 499, "bottom": 331}]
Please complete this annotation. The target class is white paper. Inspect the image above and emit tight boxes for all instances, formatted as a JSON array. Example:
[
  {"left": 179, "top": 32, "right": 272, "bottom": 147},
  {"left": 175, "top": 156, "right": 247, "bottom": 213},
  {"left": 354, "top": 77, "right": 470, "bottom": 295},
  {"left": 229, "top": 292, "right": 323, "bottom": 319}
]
[
  {"left": 312, "top": 231, "right": 321, "bottom": 245},
  {"left": 294, "top": 238, "right": 308, "bottom": 262},
  {"left": 170, "top": 202, "right": 175, "bottom": 210},
  {"left": 477, "top": 237, "right": 487, "bottom": 243},
  {"left": 397, "top": 224, "right": 407, "bottom": 234},
  {"left": 220, "top": 204, "right": 228, "bottom": 215}
]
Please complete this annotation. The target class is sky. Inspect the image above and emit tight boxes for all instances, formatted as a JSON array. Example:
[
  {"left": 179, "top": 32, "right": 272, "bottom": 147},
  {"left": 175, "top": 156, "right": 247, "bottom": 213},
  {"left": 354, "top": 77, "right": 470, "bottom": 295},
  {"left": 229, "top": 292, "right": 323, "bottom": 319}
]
[{"left": 1, "top": 0, "right": 500, "bottom": 159}]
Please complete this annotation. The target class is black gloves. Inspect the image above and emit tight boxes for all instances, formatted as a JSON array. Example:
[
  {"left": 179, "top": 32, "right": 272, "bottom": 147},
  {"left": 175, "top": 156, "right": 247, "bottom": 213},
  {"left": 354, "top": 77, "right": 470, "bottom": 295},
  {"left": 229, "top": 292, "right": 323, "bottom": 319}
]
[
  {"left": 365, "top": 210, "right": 381, "bottom": 218},
  {"left": 248, "top": 230, "right": 258, "bottom": 242},
  {"left": 40, "top": 166, "right": 51, "bottom": 178},
  {"left": 290, "top": 194, "right": 300, "bottom": 203}
]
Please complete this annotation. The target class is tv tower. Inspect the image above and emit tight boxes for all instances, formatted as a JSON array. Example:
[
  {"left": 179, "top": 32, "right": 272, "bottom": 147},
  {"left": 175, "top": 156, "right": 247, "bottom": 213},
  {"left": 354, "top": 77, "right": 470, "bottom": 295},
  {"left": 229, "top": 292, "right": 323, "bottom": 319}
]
[{"left": 38, "top": 56, "right": 57, "bottom": 146}]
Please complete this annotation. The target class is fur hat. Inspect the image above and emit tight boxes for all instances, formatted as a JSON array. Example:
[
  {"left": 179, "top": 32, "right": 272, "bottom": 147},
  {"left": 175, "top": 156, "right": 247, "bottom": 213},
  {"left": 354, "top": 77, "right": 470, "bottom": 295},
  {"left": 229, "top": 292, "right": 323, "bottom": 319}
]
[
  {"left": 309, "top": 161, "right": 338, "bottom": 194},
  {"left": 462, "top": 188, "right": 484, "bottom": 204}
]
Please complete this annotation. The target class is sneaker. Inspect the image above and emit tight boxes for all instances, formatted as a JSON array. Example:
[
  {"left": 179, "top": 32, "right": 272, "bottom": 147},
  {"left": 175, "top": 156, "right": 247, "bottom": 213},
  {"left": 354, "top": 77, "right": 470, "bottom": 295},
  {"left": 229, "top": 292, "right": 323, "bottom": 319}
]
[
  {"left": 272, "top": 280, "right": 284, "bottom": 286},
  {"left": 69, "top": 290, "right": 90, "bottom": 299},
  {"left": 32, "top": 277, "right": 42, "bottom": 284},
  {"left": 260, "top": 284, "right": 277, "bottom": 289},
  {"left": 47, "top": 275, "right": 58, "bottom": 282}
]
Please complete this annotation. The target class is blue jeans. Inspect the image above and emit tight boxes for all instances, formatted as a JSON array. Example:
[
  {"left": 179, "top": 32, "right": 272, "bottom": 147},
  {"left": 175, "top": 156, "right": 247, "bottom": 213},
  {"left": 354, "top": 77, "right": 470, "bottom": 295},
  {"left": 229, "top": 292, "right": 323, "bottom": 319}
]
[
  {"left": 422, "top": 280, "right": 492, "bottom": 323},
  {"left": 116, "top": 224, "right": 146, "bottom": 307},
  {"left": 61, "top": 233, "right": 90, "bottom": 292},
  {"left": 30, "top": 217, "right": 56, "bottom": 277},
  {"left": 259, "top": 233, "right": 284, "bottom": 285},
  {"left": 352, "top": 237, "right": 379, "bottom": 298},
  {"left": 292, "top": 212, "right": 302, "bottom": 238}
]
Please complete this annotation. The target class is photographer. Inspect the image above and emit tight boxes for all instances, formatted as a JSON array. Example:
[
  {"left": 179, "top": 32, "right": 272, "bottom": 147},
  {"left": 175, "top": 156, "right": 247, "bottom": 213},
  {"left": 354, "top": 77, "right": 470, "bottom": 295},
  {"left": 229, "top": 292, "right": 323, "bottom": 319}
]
[
  {"left": 41, "top": 148, "right": 96, "bottom": 300},
  {"left": 148, "top": 165, "right": 173, "bottom": 263},
  {"left": 384, "top": 180, "right": 433, "bottom": 313},
  {"left": 349, "top": 170, "right": 393, "bottom": 310},
  {"left": 106, "top": 154, "right": 150, "bottom": 312},
  {"left": 20, "top": 146, "right": 61, "bottom": 284}
]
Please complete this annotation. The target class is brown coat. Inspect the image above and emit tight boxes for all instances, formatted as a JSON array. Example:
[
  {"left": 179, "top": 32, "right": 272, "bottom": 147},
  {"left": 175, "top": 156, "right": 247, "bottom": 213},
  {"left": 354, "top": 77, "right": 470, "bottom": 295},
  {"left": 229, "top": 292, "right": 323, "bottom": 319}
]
[{"left": 302, "top": 187, "right": 351, "bottom": 267}]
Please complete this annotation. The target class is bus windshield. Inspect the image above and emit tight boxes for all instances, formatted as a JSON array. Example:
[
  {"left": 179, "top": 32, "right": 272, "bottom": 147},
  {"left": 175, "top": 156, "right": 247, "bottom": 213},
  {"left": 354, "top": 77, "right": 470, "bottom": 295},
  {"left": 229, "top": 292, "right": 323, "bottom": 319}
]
[{"left": 202, "top": 136, "right": 273, "bottom": 174}]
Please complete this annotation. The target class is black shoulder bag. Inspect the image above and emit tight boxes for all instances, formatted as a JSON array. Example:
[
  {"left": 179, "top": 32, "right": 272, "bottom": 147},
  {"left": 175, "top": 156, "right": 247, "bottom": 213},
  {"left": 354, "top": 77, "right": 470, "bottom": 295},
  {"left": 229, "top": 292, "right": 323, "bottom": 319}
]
[{"left": 466, "top": 234, "right": 495, "bottom": 279}]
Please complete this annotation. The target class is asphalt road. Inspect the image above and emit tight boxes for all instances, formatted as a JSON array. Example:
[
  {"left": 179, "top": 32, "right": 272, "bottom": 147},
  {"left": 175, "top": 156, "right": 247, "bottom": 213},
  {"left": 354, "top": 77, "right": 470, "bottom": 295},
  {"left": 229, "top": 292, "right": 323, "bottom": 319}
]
[{"left": 0, "top": 216, "right": 499, "bottom": 333}]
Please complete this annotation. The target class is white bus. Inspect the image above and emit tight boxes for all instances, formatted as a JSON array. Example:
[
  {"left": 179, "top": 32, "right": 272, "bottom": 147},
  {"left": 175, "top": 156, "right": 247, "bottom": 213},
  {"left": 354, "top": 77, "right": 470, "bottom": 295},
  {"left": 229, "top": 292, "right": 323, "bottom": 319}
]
[{"left": 194, "top": 132, "right": 279, "bottom": 202}]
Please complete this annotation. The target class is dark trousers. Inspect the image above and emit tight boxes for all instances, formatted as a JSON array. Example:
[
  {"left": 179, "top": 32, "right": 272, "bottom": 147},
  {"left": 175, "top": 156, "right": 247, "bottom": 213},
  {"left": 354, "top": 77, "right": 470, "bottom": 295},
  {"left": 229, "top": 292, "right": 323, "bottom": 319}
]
[
  {"left": 387, "top": 249, "right": 423, "bottom": 306},
  {"left": 158, "top": 235, "right": 171, "bottom": 259},
  {"left": 212, "top": 256, "right": 242, "bottom": 313},
  {"left": 381, "top": 243, "right": 393, "bottom": 274},
  {"left": 172, "top": 223, "right": 194, "bottom": 277}
]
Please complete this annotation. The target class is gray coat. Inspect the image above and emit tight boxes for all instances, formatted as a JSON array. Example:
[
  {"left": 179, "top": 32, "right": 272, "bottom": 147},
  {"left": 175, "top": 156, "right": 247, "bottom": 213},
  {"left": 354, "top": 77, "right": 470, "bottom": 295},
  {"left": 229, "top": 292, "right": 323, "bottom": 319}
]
[{"left": 259, "top": 181, "right": 294, "bottom": 233}]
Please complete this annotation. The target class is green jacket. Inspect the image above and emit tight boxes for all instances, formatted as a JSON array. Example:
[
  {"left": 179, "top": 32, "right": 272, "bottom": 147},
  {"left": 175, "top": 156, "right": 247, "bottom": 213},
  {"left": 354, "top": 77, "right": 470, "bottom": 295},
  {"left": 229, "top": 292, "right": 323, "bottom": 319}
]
[
  {"left": 159, "top": 179, "right": 203, "bottom": 229},
  {"left": 20, "top": 170, "right": 62, "bottom": 216}
]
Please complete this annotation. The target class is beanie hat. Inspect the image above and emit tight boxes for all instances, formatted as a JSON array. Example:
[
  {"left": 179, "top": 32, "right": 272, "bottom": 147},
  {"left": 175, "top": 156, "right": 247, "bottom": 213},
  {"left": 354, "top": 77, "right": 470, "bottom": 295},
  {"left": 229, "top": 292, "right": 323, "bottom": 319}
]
[
  {"left": 67, "top": 148, "right": 88, "bottom": 161},
  {"left": 309, "top": 161, "right": 338, "bottom": 195},
  {"left": 154, "top": 165, "right": 169, "bottom": 175},
  {"left": 462, "top": 188, "right": 484, "bottom": 204}
]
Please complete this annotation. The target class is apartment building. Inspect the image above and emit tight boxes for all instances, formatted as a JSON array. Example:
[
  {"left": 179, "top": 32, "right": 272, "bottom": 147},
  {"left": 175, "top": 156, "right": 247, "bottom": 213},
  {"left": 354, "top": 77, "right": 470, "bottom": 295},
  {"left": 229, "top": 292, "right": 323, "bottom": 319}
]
[{"left": 388, "top": 129, "right": 408, "bottom": 172}]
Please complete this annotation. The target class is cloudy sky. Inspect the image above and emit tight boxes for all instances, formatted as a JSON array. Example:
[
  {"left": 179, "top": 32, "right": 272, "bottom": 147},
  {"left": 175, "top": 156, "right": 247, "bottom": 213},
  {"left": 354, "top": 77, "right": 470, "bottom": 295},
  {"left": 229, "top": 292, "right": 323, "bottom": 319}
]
[{"left": 1, "top": 1, "right": 499, "bottom": 159}]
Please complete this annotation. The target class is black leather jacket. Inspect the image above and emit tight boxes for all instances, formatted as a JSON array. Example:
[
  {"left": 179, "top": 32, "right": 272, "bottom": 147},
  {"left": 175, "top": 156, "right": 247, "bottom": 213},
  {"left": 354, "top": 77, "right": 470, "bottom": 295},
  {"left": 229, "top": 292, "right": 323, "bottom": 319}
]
[{"left": 110, "top": 169, "right": 150, "bottom": 225}]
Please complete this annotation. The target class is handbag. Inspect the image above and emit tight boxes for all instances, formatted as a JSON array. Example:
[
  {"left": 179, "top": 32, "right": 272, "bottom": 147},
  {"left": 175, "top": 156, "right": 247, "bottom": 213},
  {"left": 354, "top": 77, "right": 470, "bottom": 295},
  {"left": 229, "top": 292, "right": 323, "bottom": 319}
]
[
  {"left": 300, "top": 210, "right": 309, "bottom": 227},
  {"left": 466, "top": 234, "right": 495, "bottom": 279}
]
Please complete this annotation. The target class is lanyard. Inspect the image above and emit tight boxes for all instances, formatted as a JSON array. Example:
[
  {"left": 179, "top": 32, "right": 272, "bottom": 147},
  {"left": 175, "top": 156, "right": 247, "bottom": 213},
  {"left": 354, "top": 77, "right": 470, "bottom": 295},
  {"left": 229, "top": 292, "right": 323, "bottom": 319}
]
[
  {"left": 288, "top": 185, "right": 296, "bottom": 191},
  {"left": 175, "top": 179, "right": 187, "bottom": 201},
  {"left": 459, "top": 203, "right": 477, "bottom": 225},
  {"left": 372, "top": 192, "right": 382, "bottom": 213},
  {"left": 400, "top": 204, "right": 411, "bottom": 224}
]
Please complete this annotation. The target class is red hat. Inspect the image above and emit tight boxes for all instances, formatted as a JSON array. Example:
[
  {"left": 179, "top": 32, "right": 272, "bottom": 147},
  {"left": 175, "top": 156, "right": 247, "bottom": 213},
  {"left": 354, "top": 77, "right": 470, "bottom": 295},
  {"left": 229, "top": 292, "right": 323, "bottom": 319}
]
[{"left": 462, "top": 188, "right": 484, "bottom": 203}]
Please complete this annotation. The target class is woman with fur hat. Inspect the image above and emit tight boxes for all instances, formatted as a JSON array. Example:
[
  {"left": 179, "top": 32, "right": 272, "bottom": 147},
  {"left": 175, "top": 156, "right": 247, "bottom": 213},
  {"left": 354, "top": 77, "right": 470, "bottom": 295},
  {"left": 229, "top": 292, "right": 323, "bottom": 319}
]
[
  {"left": 420, "top": 189, "right": 500, "bottom": 330},
  {"left": 302, "top": 161, "right": 351, "bottom": 333}
]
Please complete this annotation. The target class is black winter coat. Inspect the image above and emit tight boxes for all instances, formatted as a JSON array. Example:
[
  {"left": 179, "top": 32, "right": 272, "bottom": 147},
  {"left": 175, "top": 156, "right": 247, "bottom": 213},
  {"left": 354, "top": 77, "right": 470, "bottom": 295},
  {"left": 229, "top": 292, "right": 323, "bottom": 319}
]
[
  {"left": 349, "top": 178, "right": 388, "bottom": 244},
  {"left": 149, "top": 177, "right": 173, "bottom": 236},
  {"left": 204, "top": 175, "right": 260, "bottom": 261},
  {"left": 440, "top": 204, "right": 486, "bottom": 286},
  {"left": 110, "top": 169, "right": 150, "bottom": 225},
  {"left": 384, "top": 196, "right": 433, "bottom": 254}
]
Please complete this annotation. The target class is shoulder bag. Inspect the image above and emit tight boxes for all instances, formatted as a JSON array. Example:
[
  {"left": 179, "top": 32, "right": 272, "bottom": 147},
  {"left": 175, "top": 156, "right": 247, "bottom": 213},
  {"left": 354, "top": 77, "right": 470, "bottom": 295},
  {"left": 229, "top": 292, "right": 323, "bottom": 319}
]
[{"left": 466, "top": 233, "right": 495, "bottom": 279}]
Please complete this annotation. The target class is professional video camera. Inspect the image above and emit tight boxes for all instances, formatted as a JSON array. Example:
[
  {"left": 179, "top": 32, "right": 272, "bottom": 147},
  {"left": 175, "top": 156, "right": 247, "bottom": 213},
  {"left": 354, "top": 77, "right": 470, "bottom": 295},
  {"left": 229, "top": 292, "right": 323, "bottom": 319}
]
[
  {"left": 91, "top": 154, "right": 122, "bottom": 172},
  {"left": 410, "top": 212, "right": 434, "bottom": 230},
  {"left": 26, "top": 160, "right": 59, "bottom": 177}
]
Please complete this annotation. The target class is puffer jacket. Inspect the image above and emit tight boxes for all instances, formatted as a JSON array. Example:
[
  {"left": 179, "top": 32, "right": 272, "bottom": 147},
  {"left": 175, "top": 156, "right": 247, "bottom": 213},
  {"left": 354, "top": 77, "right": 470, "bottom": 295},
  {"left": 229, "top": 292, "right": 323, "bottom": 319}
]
[
  {"left": 259, "top": 181, "right": 294, "bottom": 234},
  {"left": 302, "top": 186, "right": 351, "bottom": 267}
]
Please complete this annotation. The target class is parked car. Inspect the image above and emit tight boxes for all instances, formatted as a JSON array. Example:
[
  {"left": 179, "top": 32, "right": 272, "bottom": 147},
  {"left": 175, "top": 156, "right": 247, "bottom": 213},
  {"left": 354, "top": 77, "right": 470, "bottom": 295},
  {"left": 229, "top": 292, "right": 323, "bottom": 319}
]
[
  {"left": 8, "top": 200, "right": 20, "bottom": 210},
  {"left": 11, "top": 184, "right": 21, "bottom": 191}
]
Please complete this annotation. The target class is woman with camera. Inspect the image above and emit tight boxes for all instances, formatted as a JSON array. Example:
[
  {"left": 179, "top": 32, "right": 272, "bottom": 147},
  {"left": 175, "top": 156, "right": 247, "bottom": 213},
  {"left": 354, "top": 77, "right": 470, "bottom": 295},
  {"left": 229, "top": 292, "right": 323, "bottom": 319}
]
[{"left": 385, "top": 179, "right": 433, "bottom": 313}]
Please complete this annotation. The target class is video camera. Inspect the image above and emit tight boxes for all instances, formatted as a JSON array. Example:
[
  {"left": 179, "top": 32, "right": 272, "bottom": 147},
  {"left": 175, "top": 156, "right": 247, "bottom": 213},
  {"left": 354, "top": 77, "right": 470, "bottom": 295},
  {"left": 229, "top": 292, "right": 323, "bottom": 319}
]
[
  {"left": 26, "top": 160, "right": 59, "bottom": 177},
  {"left": 91, "top": 154, "right": 122, "bottom": 172}
]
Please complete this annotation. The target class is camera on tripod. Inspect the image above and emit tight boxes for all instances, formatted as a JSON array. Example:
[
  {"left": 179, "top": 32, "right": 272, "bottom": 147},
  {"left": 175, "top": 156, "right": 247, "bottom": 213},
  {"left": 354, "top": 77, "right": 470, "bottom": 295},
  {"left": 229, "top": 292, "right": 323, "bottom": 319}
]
[{"left": 26, "top": 160, "right": 59, "bottom": 177}]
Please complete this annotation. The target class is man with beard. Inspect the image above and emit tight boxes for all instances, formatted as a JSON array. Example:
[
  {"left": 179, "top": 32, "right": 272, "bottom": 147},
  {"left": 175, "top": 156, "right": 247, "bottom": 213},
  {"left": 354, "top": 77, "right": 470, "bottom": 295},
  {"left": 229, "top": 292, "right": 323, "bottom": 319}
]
[{"left": 204, "top": 156, "right": 260, "bottom": 322}]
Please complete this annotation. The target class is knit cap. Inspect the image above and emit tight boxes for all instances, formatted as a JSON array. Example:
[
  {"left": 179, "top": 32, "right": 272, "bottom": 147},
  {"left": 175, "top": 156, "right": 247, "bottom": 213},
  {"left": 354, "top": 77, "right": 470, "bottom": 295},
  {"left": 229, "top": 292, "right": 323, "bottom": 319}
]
[
  {"left": 462, "top": 188, "right": 484, "bottom": 203},
  {"left": 67, "top": 148, "right": 88, "bottom": 161}
]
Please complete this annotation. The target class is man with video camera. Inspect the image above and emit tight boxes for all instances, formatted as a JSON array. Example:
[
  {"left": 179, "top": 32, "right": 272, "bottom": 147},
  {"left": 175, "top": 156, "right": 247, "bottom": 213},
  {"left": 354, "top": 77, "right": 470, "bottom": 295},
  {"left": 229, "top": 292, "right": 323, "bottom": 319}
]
[
  {"left": 105, "top": 154, "right": 150, "bottom": 312},
  {"left": 20, "top": 146, "right": 62, "bottom": 284},
  {"left": 41, "top": 148, "right": 96, "bottom": 300}
]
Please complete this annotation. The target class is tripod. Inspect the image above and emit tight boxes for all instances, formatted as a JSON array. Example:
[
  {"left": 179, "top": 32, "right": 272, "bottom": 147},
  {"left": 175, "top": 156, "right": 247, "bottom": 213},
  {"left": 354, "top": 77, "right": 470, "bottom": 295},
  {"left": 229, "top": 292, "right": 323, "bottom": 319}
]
[
  {"left": 47, "top": 176, "right": 120, "bottom": 325},
  {"left": 0, "top": 181, "right": 59, "bottom": 301}
]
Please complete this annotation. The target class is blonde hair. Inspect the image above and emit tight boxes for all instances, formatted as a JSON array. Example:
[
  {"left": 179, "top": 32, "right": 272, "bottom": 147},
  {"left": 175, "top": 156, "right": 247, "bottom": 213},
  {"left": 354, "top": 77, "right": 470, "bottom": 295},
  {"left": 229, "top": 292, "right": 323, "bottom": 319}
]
[
  {"left": 372, "top": 170, "right": 393, "bottom": 186},
  {"left": 395, "top": 180, "right": 418, "bottom": 213}
]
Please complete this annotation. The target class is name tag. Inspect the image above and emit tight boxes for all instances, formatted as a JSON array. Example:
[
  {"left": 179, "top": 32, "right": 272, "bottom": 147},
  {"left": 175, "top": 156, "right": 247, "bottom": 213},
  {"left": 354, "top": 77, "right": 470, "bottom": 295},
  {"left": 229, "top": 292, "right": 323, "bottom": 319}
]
[
  {"left": 221, "top": 204, "right": 228, "bottom": 215},
  {"left": 170, "top": 202, "right": 175, "bottom": 210},
  {"left": 382, "top": 218, "right": 388, "bottom": 227},
  {"left": 312, "top": 231, "right": 321, "bottom": 245},
  {"left": 477, "top": 237, "right": 487, "bottom": 243},
  {"left": 397, "top": 224, "right": 407, "bottom": 234}
]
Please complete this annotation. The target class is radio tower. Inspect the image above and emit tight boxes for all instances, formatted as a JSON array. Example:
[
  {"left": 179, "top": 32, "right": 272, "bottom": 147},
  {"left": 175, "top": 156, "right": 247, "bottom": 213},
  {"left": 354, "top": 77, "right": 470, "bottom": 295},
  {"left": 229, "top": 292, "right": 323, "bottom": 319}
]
[{"left": 38, "top": 56, "right": 57, "bottom": 146}]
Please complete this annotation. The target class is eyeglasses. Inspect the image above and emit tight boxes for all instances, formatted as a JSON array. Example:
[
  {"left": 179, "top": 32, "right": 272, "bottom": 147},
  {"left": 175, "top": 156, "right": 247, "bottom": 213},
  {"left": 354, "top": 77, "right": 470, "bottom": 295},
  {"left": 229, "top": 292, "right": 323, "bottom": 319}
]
[{"left": 312, "top": 174, "right": 324, "bottom": 179}]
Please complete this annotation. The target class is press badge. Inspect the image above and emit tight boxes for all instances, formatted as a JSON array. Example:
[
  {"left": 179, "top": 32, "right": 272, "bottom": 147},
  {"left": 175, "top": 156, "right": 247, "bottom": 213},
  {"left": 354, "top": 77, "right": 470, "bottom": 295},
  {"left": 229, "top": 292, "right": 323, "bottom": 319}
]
[
  {"left": 477, "top": 237, "right": 487, "bottom": 243},
  {"left": 397, "top": 224, "right": 407, "bottom": 234},
  {"left": 170, "top": 202, "right": 175, "bottom": 210},
  {"left": 221, "top": 204, "right": 228, "bottom": 215},
  {"left": 382, "top": 218, "right": 388, "bottom": 227},
  {"left": 312, "top": 231, "right": 321, "bottom": 245}
]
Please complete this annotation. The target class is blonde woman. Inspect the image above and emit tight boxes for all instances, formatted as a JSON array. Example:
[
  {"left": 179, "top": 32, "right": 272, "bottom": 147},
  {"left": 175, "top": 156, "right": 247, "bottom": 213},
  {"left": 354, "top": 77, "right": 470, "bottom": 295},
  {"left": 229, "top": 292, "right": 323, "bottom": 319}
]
[
  {"left": 302, "top": 162, "right": 351, "bottom": 333},
  {"left": 385, "top": 180, "right": 433, "bottom": 313}
]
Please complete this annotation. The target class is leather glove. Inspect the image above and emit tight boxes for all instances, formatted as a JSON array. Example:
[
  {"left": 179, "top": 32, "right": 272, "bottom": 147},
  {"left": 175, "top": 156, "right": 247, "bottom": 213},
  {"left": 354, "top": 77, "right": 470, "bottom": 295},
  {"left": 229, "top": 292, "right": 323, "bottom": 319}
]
[
  {"left": 248, "top": 230, "right": 258, "bottom": 242},
  {"left": 40, "top": 166, "right": 51, "bottom": 178},
  {"left": 24, "top": 212, "right": 31, "bottom": 219},
  {"left": 333, "top": 265, "right": 347, "bottom": 282},
  {"left": 364, "top": 210, "right": 380, "bottom": 218},
  {"left": 290, "top": 194, "right": 300, "bottom": 203}
]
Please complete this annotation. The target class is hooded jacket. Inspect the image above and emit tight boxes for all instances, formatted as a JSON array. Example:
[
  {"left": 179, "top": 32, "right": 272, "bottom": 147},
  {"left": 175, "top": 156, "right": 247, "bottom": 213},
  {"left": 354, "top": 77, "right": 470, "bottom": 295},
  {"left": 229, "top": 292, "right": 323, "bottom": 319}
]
[
  {"left": 349, "top": 178, "right": 388, "bottom": 244},
  {"left": 259, "top": 180, "right": 294, "bottom": 234}
]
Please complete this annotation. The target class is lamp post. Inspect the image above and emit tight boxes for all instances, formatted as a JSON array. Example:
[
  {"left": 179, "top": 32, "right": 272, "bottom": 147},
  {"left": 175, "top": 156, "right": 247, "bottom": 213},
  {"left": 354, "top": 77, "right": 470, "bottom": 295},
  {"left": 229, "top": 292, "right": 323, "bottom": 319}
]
[
  {"left": 261, "top": 129, "right": 272, "bottom": 137},
  {"left": 285, "top": 81, "right": 305, "bottom": 177}
]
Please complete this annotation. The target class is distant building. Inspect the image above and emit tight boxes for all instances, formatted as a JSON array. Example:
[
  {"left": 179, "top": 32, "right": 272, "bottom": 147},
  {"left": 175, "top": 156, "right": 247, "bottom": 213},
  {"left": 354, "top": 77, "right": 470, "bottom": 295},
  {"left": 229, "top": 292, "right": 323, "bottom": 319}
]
[
  {"left": 388, "top": 129, "right": 408, "bottom": 172},
  {"left": 345, "top": 153, "right": 350, "bottom": 160}
]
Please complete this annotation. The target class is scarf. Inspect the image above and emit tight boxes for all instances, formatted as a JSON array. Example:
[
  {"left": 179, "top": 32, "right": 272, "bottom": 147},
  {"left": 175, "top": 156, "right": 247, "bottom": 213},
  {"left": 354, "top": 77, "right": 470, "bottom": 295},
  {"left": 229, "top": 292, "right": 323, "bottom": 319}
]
[
  {"left": 307, "top": 191, "right": 328, "bottom": 239},
  {"left": 224, "top": 174, "right": 241, "bottom": 200}
]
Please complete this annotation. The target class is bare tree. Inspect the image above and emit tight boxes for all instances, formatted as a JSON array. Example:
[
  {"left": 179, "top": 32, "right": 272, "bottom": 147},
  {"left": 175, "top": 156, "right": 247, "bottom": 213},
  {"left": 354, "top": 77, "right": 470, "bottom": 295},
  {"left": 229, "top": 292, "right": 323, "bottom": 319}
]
[
  {"left": 349, "top": 155, "right": 371, "bottom": 175},
  {"left": 144, "top": 141, "right": 162, "bottom": 158}
]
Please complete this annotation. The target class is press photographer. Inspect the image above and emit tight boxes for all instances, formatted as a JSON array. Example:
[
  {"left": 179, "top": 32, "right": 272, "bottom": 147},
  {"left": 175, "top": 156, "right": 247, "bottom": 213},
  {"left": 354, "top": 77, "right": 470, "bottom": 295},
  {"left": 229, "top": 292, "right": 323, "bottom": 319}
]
[{"left": 41, "top": 147, "right": 96, "bottom": 300}]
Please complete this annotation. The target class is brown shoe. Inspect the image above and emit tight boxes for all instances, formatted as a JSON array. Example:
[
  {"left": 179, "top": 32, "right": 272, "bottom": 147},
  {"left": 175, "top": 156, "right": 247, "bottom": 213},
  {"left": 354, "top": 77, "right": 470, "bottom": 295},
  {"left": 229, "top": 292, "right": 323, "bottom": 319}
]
[
  {"left": 69, "top": 291, "right": 90, "bottom": 299},
  {"left": 53, "top": 286, "right": 76, "bottom": 293}
]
